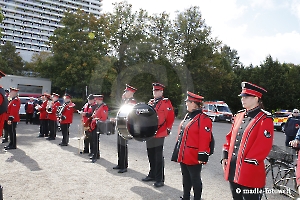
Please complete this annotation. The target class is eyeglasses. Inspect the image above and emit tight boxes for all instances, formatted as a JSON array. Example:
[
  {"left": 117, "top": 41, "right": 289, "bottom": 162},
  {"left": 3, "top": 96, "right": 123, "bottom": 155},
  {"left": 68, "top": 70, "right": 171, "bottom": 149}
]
[{"left": 294, "top": 112, "right": 299, "bottom": 113}]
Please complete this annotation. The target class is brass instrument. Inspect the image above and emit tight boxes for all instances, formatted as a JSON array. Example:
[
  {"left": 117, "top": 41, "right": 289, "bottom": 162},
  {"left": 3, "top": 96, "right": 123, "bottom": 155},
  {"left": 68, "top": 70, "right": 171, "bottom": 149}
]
[
  {"left": 57, "top": 102, "right": 68, "bottom": 119},
  {"left": 46, "top": 100, "right": 53, "bottom": 113}
]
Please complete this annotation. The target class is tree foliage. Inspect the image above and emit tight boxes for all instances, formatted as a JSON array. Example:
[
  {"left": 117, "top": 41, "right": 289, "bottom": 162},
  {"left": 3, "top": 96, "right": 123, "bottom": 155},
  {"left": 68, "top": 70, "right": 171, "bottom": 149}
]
[
  {"left": 0, "top": 41, "right": 24, "bottom": 75},
  {"left": 20, "top": 2, "right": 300, "bottom": 114}
]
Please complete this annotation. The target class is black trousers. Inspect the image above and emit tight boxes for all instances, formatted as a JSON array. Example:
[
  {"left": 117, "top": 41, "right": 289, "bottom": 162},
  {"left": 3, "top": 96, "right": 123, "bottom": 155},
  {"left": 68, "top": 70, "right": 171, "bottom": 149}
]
[
  {"left": 3, "top": 121, "right": 8, "bottom": 141},
  {"left": 91, "top": 129, "right": 100, "bottom": 158},
  {"left": 26, "top": 113, "right": 33, "bottom": 124},
  {"left": 146, "top": 137, "right": 165, "bottom": 182},
  {"left": 117, "top": 134, "right": 128, "bottom": 169},
  {"left": 48, "top": 120, "right": 57, "bottom": 139},
  {"left": 180, "top": 163, "right": 203, "bottom": 200},
  {"left": 84, "top": 131, "right": 93, "bottom": 153},
  {"left": 229, "top": 181, "right": 263, "bottom": 200},
  {"left": 39, "top": 119, "right": 49, "bottom": 137},
  {"left": 7, "top": 122, "right": 17, "bottom": 148},
  {"left": 61, "top": 123, "right": 70, "bottom": 144}
]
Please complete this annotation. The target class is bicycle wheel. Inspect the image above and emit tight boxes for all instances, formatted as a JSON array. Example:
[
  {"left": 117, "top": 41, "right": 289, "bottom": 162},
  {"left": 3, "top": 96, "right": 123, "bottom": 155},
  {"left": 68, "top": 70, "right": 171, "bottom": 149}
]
[{"left": 265, "top": 161, "right": 298, "bottom": 199}]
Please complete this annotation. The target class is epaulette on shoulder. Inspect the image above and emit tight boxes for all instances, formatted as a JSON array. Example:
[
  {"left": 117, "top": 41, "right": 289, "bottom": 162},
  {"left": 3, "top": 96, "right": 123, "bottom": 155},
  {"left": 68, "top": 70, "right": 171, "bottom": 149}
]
[{"left": 261, "top": 109, "right": 272, "bottom": 117}]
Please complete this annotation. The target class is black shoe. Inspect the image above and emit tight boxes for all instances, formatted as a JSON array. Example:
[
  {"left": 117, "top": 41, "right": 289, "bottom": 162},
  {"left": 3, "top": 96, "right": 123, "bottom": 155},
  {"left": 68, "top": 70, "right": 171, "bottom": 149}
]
[
  {"left": 4, "top": 145, "right": 11, "bottom": 149},
  {"left": 154, "top": 182, "right": 164, "bottom": 188},
  {"left": 82, "top": 151, "right": 89, "bottom": 154},
  {"left": 91, "top": 158, "right": 97, "bottom": 163},
  {"left": 113, "top": 165, "right": 121, "bottom": 170},
  {"left": 46, "top": 137, "right": 55, "bottom": 140},
  {"left": 89, "top": 155, "right": 100, "bottom": 159},
  {"left": 142, "top": 176, "right": 154, "bottom": 182},
  {"left": 59, "top": 143, "right": 68, "bottom": 146},
  {"left": 5, "top": 146, "right": 16, "bottom": 150},
  {"left": 38, "top": 135, "right": 44, "bottom": 137},
  {"left": 118, "top": 169, "right": 127, "bottom": 173},
  {"left": 2, "top": 140, "right": 8, "bottom": 143}
]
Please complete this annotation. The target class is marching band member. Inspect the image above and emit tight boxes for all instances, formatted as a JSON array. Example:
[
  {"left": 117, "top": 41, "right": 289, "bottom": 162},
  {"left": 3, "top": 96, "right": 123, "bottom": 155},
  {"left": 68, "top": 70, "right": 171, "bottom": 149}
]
[
  {"left": 4, "top": 87, "right": 21, "bottom": 150},
  {"left": 89, "top": 95, "right": 108, "bottom": 163},
  {"left": 58, "top": 94, "right": 75, "bottom": 146},
  {"left": 113, "top": 84, "right": 137, "bottom": 173},
  {"left": 25, "top": 97, "right": 35, "bottom": 124},
  {"left": 46, "top": 93, "right": 61, "bottom": 140},
  {"left": 142, "top": 83, "right": 175, "bottom": 187},
  {"left": 81, "top": 94, "right": 97, "bottom": 154},
  {"left": 0, "top": 71, "right": 8, "bottom": 139},
  {"left": 171, "top": 91, "right": 212, "bottom": 200},
  {"left": 37, "top": 93, "right": 50, "bottom": 137},
  {"left": 221, "top": 82, "right": 274, "bottom": 200},
  {"left": 2, "top": 89, "right": 9, "bottom": 143}
]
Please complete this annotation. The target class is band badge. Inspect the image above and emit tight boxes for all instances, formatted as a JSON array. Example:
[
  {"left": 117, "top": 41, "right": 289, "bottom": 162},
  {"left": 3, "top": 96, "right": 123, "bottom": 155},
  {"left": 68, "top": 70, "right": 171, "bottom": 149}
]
[
  {"left": 205, "top": 127, "right": 210, "bottom": 132},
  {"left": 264, "top": 130, "right": 271, "bottom": 138}
]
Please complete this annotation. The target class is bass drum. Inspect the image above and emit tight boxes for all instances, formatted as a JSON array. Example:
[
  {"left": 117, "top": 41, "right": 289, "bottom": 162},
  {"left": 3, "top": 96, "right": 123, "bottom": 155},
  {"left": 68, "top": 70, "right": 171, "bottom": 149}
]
[
  {"left": 116, "top": 104, "right": 134, "bottom": 140},
  {"left": 127, "top": 103, "right": 158, "bottom": 142}
]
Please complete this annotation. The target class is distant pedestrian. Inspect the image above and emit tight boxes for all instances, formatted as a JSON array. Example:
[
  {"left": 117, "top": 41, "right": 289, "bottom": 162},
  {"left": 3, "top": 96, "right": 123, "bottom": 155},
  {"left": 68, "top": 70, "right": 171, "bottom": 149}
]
[
  {"left": 284, "top": 109, "right": 300, "bottom": 146},
  {"left": 25, "top": 97, "right": 35, "bottom": 124}
]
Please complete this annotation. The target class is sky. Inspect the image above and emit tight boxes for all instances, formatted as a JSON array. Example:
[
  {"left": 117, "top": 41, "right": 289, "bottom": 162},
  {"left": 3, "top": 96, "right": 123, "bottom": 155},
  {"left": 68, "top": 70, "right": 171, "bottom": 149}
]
[{"left": 101, "top": 0, "right": 300, "bottom": 66}]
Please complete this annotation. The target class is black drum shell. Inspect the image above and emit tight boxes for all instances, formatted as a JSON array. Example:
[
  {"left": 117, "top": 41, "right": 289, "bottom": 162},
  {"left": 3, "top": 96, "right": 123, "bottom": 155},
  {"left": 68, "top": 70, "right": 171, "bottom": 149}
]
[{"left": 127, "top": 103, "right": 158, "bottom": 142}]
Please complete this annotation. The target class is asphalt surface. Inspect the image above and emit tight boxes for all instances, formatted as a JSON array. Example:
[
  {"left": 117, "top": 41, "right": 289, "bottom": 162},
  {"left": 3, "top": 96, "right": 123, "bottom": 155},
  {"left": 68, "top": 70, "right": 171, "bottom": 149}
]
[{"left": 0, "top": 114, "right": 293, "bottom": 200}]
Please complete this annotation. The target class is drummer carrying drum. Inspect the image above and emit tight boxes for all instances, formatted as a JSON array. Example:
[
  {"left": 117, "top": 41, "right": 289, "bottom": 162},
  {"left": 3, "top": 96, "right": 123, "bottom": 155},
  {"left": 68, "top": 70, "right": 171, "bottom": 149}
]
[
  {"left": 112, "top": 84, "right": 137, "bottom": 173},
  {"left": 142, "top": 83, "right": 175, "bottom": 188}
]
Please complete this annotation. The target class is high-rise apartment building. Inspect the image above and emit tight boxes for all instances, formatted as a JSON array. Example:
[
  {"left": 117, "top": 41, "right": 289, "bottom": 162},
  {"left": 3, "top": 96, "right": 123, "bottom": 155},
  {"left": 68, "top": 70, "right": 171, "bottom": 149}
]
[{"left": 0, "top": 0, "right": 102, "bottom": 61}]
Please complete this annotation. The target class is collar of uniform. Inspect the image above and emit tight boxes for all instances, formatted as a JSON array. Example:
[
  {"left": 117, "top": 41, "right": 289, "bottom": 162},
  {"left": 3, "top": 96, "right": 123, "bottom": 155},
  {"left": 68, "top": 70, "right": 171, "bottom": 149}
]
[
  {"left": 245, "top": 106, "right": 261, "bottom": 118},
  {"left": 188, "top": 108, "right": 202, "bottom": 119},
  {"left": 155, "top": 97, "right": 163, "bottom": 102}
]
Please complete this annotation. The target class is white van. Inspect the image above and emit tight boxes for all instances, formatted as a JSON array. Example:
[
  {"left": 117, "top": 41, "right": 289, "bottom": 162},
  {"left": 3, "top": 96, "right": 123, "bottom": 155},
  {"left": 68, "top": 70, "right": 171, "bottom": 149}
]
[{"left": 203, "top": 101, "right": 232, "bottom": 122}]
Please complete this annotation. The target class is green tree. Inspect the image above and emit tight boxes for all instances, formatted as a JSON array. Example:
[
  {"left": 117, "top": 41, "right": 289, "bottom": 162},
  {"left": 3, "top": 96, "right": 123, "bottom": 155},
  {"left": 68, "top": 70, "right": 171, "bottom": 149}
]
[
  {"left": 43, "top": 9, "right": 109, "bottom": 97},
  {"left": 0, "top": 41, "right": 24, "bottom": 75}
]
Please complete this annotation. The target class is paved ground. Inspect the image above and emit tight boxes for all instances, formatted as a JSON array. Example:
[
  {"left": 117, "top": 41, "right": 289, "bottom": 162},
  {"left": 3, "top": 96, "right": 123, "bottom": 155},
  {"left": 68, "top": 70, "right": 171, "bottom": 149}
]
[{"left": 0, "top": 114, "right": 293, "bottom": 200}]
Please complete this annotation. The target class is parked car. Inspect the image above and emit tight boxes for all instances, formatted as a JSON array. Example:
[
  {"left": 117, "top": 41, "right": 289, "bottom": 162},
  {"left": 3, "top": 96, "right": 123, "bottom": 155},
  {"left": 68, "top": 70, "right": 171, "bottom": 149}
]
[
  {"left": 273, "top": 110, "right": 292, "bottom": 132},
  {"left": 202, "top": 101, "right": 233, "bottom": 122}
]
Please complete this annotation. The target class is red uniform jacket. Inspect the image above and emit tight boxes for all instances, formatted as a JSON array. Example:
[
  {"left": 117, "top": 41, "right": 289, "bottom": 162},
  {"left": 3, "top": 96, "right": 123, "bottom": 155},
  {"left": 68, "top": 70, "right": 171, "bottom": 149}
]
[
  {"left": 172, "top": 109, "right": 212, "bottom": 165},
  {"left": 39, "top": 100, "right": 48, "bottom": 120},
  {"left": 82, "top": 102, "right": 96, "bottom": 124},
  {"left": 148, "top": 97, "right": 175, "bottom": 138},
  {"left": 222, "top": 108, "right": 274, "bottom": 188},
  {"left": 0, "top": 87, "right": 8, "bottom": 136},
  {"left": 25, "top": 101, "right": 35, "bottom": 114},
  {"left": 48, "top": 100, "right": 61, "bottom": 121},
  {"left": 90, "top": 103, "right": 108, "bottom": 130},
  {"left": 7, "top": 96, "right": 21, "bottom": 122},
  {"left": 60, "top": 102, "right": 75, "bottom": 124}
]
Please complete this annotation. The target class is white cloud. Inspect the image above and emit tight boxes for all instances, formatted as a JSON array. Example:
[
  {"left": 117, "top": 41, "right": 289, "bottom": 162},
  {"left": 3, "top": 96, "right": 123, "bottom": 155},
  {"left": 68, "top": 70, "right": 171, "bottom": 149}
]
[
  {"left": 250, "top": 0, "right": 277, "bottom": 9},
  {"left": 291, "top": 0, "right": 300, "bottom": 21},
  {"left": 235, "top": 31, "right": 300, "bottom": 65}
]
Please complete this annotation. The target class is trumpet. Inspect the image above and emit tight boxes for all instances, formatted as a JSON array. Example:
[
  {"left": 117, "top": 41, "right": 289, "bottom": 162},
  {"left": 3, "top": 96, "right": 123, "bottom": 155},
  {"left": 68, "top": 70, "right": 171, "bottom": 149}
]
[{"left": 46, "top": 100, "right": 53, "bottom": 113}]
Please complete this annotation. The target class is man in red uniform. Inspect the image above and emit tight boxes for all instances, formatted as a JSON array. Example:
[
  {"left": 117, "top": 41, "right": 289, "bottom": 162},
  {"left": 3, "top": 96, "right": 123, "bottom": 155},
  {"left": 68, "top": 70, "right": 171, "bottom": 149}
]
[
  {"left": 25, "top": 97, "right": 35, "bottom": 124},
  {"left": 113, "top": 84, "right": 137, "bottom": 173},
  {"left": 221, "top": 82, "right": 274, "bottom": 200},
  {"left": 89, "top": 94, "right": 108, "bottom": 163},
  {"left": 142, "top": 83, "right": 175, "bottom": 187},
  {"left": 2, "top": 89, "right": 9, "bottom": 143},
  {"left": 46, "top": 93, "right": 61, "bottom": 140},
  {"left": 0, "top": 71, "right": 8, "bottom": 138},
  {"left": 37, "top": 93, "right": 50, "bottom": 137},
  {"left": 81, "top": 94, "right": 97, "bottom": 154},
  {"left": 58, "top": 94, "right": 75, "bottom": 146},
  {"left": 5, "top": 87, "right": 21, "bottom": 150}
]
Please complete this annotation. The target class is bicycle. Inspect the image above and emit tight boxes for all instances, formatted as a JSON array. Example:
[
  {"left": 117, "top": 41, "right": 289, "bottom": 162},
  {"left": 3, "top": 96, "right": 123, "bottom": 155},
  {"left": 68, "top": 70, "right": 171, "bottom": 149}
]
[{"left": 264, "top": 145, "right": 299, "bottom": 199}]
